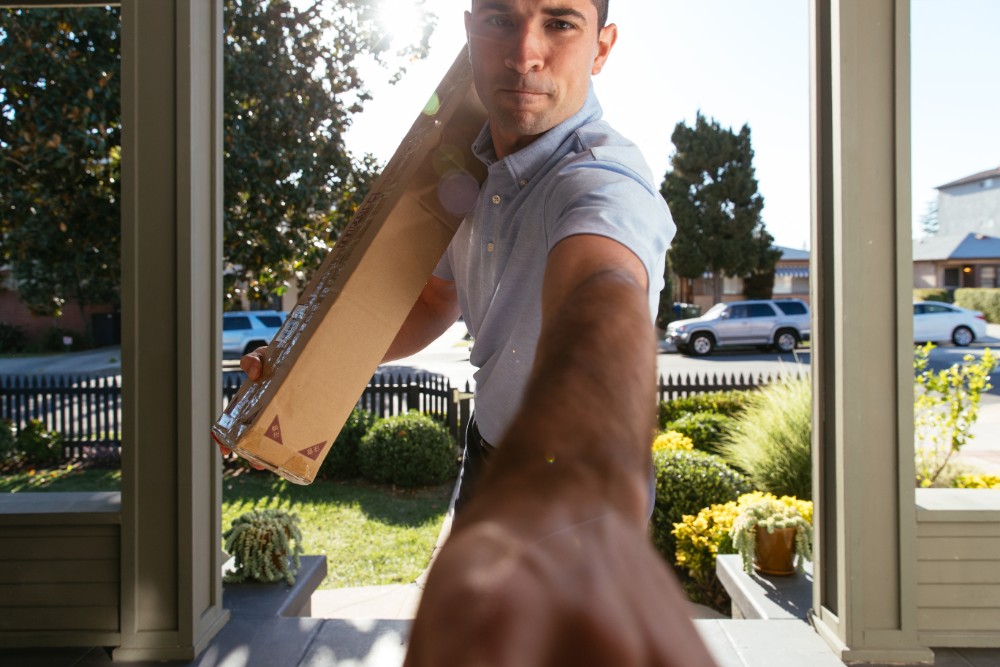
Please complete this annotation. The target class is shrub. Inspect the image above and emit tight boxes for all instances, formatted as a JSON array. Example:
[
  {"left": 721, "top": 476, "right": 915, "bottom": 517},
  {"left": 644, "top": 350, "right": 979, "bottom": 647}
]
[
  {"left": 658, "top": 389, "right": 753, "bottom": 428},
  {"left": 0, "top": 420, "right": 17, "bottom": 467},
  {"left": 665, "top": 412, "right": 734, "bottom": 454},
  {"left": 913, "top": 288, "right": 952, "bottom": 304},
  {"left": 40, "top": 326, "right": 92, "bottom": 352},
  {"left": 651, "top": 449, "right": 753, "bottom": 563},
  {"left": 718, "top": 377, "right": 812, "bottom": 500},
  {"left": 15, "top": 420, "right": 63, "bottom": 468},
  {"left": 0, "top": 323, "right": 27, "bottom": 353},
  {"left": 652, "top": 430, "right": 694, "bottom": 453},
  {"left": 955, "top": 287, "right": 1000, "bottom": 323},
  {"left": 358, "top": 411, "right": 459, "bottom": 487},
  {"left": 952, "top": 473, "right": 1000, "bottom": 489},
  {"left": 318, "top": 408, "right": 377, "bottom": 480}
]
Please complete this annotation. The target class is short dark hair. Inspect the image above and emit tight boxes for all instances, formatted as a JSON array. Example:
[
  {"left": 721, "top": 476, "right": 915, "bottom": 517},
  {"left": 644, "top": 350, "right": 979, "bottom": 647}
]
[{"left": 592, "top": 0, "right": 608, "bottom": 29}]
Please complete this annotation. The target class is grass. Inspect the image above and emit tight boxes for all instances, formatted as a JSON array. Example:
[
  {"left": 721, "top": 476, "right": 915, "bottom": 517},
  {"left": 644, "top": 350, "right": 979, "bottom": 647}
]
[{"left": 0, "top": 465, "right": 452, "bottom": 590}]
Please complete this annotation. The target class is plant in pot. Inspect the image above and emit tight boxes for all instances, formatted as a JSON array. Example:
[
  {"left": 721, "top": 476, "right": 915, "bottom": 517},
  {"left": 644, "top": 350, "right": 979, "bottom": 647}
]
[
  {"left": 730, "top": 494, "right": 813, "bottom": 576},
  {"left": 223, "top": 508, "right": 304, "bottom": 585}
]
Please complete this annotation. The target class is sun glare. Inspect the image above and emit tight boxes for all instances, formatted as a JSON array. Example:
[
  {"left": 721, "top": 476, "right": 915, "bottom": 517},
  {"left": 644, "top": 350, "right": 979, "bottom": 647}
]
[{"left": 375, "top": 0, "right": 427, "bottom": 50}]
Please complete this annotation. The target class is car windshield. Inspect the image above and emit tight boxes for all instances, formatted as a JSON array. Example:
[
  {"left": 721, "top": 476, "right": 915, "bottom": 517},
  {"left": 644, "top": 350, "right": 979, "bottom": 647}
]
[{"left": 704, "top": 304, "right": 727, "bottom": 318}]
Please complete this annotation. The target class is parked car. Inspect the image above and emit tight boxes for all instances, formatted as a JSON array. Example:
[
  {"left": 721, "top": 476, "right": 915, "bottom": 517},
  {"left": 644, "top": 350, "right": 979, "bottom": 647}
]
[
  {"left": 222, "top": 310, "right": 287, "bottom": 359},
  {"left": 666, "top": 298, "right": 811, "bottom": 356},
  {"left": 913, "top": 301, "right": 987, "bottom": 347}
]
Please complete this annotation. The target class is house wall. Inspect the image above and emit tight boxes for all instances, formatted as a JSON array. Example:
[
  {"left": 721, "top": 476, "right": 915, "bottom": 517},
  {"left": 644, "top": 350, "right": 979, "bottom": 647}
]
[
  {"left": 913, "top": 262, "right": 938, "bottom": 288},
  {"left": 0, "top": 289, "right": 113, "bottom": 347},
  {"left": 938, "top": 179, "right": 1000, "bottom": 238},
  {"left": 915, "top": 489, "right": 1000, "bottom": 648}
]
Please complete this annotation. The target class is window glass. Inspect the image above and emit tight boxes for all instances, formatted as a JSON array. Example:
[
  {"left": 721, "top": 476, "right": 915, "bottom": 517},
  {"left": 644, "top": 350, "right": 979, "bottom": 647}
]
[
  {"left": 748, "top": 303, "right": 776, "bottom": 317},
  {"left": 255, "top": 315, "right": 283, "bottom": 327},
  {"left": 775, "top": 301, "right": 807, "bottom": 315},
  {"left": 726, "top": 305, "right": 749, "bottom": 319},
  {"left": 223, "top": 316, "right": 252, "bottom": 331},
  {"left": 925, "top": 304, "right": 952, "bottom": 314}
]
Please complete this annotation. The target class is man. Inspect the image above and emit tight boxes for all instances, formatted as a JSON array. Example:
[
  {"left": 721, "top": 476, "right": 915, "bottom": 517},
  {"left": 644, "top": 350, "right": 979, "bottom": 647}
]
[{"left": 240, "top": 0, "right": 718, "bottom": 663}]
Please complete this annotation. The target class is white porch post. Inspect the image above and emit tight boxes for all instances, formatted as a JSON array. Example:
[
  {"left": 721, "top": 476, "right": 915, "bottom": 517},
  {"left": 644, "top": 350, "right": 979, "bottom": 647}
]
[
  {"left": 809, "top": 0, "right": 932, "bottom": 662},
  {"left": 117, "top": 0, "right": 227, "bottom": 659}
]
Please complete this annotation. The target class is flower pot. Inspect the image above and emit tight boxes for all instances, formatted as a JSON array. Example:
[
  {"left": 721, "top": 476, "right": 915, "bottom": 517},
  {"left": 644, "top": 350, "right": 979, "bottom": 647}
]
[{"left": 753, "top": 525, "right": 796, "bottom": 576}]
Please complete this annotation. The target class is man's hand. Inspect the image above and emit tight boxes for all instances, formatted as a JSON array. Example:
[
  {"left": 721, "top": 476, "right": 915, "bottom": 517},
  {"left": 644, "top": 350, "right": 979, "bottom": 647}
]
[
  {"left": 405, "top": 488, "right": 718, "bottom": 667},
  {"left": 215, "top": 346, "right": 267, "bottom": 466}
]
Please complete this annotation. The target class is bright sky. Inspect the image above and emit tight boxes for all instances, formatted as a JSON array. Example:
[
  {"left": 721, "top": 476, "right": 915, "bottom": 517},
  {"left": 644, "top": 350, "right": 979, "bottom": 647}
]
[{"left": 346, "top": 0, "right": 1000, "bottom": 251}]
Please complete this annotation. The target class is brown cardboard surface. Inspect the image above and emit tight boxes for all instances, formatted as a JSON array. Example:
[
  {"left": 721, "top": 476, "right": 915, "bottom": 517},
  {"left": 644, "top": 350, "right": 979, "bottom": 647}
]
[{"left": 212, "top": 46, "right": 486, "bottom": 483}]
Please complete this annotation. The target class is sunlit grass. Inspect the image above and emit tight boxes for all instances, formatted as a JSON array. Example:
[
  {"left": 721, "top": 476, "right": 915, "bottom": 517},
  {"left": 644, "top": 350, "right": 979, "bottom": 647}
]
[{"left": 0, "top": 466, "right": 452, "bottom": 590}]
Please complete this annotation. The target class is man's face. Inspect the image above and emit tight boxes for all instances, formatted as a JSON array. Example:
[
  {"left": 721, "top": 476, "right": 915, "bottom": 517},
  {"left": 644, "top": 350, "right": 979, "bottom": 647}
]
[{"left": 465, "top": 0, "right": 617, "bottom": 158}]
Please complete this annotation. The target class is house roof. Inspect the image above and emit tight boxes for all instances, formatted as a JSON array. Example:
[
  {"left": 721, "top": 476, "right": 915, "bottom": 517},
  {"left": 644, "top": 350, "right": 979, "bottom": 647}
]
[
  {"left": 936, "top": 165, "right": 1000, "bottom": 190},
  {"left": 776, "top": 245, "right": 810, "bottom": 261},
  {"left": 912, "top": 232, "right": 1000, "bottom": 261}
]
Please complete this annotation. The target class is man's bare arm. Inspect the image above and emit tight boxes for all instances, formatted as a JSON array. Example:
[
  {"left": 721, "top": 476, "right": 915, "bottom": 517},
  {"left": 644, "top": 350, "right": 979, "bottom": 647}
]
[
  {"left": 405, "top": 234, "right": 718, "bottom": 666},
  {"left": 382, "top": 274, "right": 460, "bottom": 363}
]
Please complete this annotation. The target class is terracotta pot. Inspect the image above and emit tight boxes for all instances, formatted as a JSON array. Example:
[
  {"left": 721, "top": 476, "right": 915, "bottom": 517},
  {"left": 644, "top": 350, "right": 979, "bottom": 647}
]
[{"left": 753, "top": 525, "right": 796, "bottom": 576}]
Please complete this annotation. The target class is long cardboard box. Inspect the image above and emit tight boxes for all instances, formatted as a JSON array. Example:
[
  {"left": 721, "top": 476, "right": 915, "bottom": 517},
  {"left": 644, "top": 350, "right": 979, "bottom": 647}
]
[{"left": 211, "top": 47, "right": 486, "bottom": 484}]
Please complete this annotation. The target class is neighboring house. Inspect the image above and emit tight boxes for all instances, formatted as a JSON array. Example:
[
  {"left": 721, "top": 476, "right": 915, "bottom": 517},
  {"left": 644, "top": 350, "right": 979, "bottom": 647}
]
[
  {"left": 935, "top": 165, "right": 1000, "bottom": 238},
  {"left": 677, "top": 245, "right": 811, "bottom": 312},
  {"left": 912, "top": 232, "right": 1000, "bottom": 289}
]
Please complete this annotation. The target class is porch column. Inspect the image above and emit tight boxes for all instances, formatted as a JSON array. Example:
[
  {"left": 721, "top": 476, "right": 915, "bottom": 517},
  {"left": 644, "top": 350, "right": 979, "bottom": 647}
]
[
  {"left": 116, "top": 0, "right": 227, "bottom": 660},
  {"left": 809, "top": 0, "right": 932, "bottom": 662}
]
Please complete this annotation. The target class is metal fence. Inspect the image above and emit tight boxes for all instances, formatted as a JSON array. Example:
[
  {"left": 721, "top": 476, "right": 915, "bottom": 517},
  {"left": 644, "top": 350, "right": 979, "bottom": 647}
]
[{"left": 1, "top": 370, "right": 802, "bottom": 460}]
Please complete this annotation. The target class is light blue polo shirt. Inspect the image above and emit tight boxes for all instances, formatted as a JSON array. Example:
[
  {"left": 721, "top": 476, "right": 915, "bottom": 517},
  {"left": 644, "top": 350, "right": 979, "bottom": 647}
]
[{"left": 434, "top": 87, "right": 675, "bottom": 445}]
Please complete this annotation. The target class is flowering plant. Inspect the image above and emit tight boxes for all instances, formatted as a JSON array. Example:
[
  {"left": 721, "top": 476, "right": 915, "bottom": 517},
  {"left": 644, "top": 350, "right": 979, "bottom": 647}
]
[
  {"left": 913, "top": 344, "right": 995, "bottom": 487},
  {"left": 652, "top": 430, "right": 694, "bottom": 453}
]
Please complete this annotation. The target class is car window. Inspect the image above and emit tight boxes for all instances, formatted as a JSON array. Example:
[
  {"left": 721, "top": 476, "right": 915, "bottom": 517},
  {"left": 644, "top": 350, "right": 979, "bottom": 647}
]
[
  {"left": 913, "top": 304, "right": 925, "bottom": 315},
  {"left": 924, "top": 304, "right": 953, "bottom": 314},
  {"left": 775, "top": 301, "right": 807, "bottom": 315},
  {"left": 255, "top": 315, "right": 283, "bottom": 327},
  {"left": 727, "top": 305, "right": 749, "bottom": 319},
  {"left": 748, "top": 303, "right": 776, "bottom": 318},
  {"left": 223, "top": 316, "right": 252, "bottom": 331}
]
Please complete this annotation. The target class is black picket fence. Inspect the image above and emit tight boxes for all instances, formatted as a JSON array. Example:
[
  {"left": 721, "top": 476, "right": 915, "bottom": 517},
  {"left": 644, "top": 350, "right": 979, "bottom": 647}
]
[{"left": 0, "top": 369, "right": 800, "bottom": 461}]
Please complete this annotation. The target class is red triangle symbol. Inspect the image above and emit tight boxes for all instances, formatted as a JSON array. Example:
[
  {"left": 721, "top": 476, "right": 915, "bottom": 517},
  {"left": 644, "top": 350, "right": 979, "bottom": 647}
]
[
  {"left": 299, "top": 442, "right": 326, "bottom": 461},
  {"left": 265, "top": 415, "right": 283, "bottom": 444}
]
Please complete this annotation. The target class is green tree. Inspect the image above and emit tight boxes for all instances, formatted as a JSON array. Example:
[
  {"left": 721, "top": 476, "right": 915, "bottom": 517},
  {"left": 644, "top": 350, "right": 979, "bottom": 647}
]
[
  {"left": 662, "top": 112, "right": 776, "bottom": 304},
  {"left": 0, "top": 8, "right": 122, "bottom": 324},
  {"left": 920, "top": 199, "right": 939, "bottom": 237},
  {"left": 223, "top": 0, "right": 433, "bottom": 306}
]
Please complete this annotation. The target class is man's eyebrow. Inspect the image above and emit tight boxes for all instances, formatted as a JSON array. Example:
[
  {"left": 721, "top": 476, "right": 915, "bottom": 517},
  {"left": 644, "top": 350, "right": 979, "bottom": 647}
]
[{"left": 474, "top": 3, "right": 589, "bottom": 24}]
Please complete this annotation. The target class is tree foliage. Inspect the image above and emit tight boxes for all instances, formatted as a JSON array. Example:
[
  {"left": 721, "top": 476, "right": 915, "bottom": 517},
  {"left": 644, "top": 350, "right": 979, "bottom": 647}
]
[
  {"left": 1, "top": 0, "right": 435, "bottom": 317},
  {"left": 661, "top": 112, "right": 779, "bottom": 303},
  {"left": 0, "top": 8, "right": 121, "bottom": 320},
  {"left": 222, "top": 0, "right": 433, "bottom": 306}
]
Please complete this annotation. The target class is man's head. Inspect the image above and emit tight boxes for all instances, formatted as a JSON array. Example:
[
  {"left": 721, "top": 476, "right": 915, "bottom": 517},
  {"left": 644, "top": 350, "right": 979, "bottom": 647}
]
[{"left": 466, "top": 0, "right": 617, "bottom": 158}]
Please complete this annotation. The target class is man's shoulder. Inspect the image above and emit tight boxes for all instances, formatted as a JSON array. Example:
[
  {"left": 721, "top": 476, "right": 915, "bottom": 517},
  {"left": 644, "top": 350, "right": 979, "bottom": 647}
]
[{"left": 554, "top": 119, "right": 657, "bottom": 193}]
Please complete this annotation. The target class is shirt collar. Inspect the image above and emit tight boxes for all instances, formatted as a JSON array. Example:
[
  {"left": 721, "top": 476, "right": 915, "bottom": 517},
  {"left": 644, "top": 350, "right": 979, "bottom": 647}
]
[{"left": 472, "top": 84, "right": 603, "bottom": 188}]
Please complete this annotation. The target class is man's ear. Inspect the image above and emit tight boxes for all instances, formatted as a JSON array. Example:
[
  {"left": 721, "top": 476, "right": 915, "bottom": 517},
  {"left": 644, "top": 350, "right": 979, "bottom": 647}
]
[{"left": 592, "top": 23, "right": 618, "bottom": 75}]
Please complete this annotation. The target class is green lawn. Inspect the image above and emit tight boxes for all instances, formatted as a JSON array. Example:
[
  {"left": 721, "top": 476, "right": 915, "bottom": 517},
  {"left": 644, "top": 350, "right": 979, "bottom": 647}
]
[{"left": 0, "top": 465, "right": 452, "bottom": 590}]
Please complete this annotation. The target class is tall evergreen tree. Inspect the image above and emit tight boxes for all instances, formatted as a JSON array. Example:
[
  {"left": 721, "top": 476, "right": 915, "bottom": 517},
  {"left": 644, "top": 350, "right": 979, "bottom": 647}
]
[{"left": 661, "top": 112, "right": 777, "bottom": 303}]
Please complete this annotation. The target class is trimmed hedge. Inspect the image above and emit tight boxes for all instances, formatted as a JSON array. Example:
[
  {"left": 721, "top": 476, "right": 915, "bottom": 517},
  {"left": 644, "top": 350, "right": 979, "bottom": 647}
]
[
  {"left": 664, "top": 412, "right": 733, "bottom": 454},
  {"left": 319, "top": 408, "right": 378, "bottom": 480},
  {"left": 913, "top": 288, "right": 952, "bottom": 304},
  {"left": 657, "top": 389, "right": 753, "bottom": 428},
  {"left": 955, "top": 288, "right": 1000, "bottom": 323},
  {"left": 650, "top": 449, "right": 753, "bottom": 563},
  {"left": 358, "top": 411, "right": 459, "bottom": 487}
]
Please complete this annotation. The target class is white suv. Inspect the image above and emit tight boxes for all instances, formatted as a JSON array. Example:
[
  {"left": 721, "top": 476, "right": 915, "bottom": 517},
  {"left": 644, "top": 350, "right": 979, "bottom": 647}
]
[
  {"left": 222, "top": 310, "right": 287, "bottom": 359},
  {"left": 666, "top": 299, "right": 811, "bottom": 356}
]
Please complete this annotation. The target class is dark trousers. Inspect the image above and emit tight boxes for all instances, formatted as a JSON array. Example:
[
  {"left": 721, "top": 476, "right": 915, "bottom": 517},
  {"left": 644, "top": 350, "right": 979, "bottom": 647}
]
[{"left": 454, "top": 416, "right": 495, "bottom": 516}]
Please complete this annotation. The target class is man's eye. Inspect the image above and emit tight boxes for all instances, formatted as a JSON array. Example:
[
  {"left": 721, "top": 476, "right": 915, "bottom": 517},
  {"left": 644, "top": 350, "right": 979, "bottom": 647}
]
[
  {"left": 548, "top": 20, "right": 575, "bottom": 30},
  {"left": 484, "top": 15, "right": 514, "bottom": 27}
]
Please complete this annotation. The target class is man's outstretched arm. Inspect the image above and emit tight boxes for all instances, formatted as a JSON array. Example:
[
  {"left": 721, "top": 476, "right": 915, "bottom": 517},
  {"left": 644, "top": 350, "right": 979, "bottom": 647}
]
[{"left": 404, "top": 234, "right": 718, "bottom": 667}]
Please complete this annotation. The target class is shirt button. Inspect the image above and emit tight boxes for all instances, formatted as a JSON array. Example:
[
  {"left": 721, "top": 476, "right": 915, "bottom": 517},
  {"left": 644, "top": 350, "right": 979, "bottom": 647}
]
[
  {"left": 487, "top": 242, "right": 495, "bottom": 253},
  {"left": 519, "top": 179, "right": 528, "bottom": 187},
  {"left": 491, "top": 194, "right": 502, "bottom": 205}
]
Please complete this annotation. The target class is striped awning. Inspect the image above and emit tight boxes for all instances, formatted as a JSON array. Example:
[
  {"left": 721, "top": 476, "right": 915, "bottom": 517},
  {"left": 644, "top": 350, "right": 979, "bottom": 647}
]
[{"left": 775, "top": 267, "right": 810, "bottom": 278}]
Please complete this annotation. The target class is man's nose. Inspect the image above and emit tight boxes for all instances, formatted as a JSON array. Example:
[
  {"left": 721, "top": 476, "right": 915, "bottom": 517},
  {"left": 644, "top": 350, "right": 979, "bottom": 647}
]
[{"left": 503, "top": 25, "right": 544, "bottom": 73}]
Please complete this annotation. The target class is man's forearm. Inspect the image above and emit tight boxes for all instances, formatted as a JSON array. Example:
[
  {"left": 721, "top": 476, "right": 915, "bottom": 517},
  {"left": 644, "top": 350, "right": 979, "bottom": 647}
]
[{"left": 485, "top": 268, "right": 656, "bottom": 523}]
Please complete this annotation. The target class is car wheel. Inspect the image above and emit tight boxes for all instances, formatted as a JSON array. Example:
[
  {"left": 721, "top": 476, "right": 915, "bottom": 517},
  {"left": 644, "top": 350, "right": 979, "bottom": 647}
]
[
  {"left": 952, "top": 326, "right": 974, "bottom": 347},
  {"left": 242, "top": 340, "right": 267, "bottom": 356},
  {"left": 689, "top": 333, "right": 714, "bottom": 356},
  {"left": 774, "top": 329, "right": 799, "bottom": 353}
]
